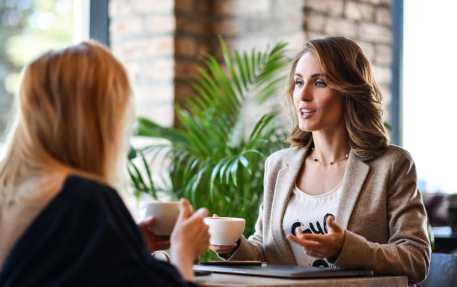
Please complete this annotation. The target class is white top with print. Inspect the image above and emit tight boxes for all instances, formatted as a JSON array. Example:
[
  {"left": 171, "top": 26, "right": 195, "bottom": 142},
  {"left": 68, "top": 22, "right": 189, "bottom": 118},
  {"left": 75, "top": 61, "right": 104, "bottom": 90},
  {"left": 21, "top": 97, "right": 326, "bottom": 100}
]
[{"left": 282, "top": 182, "right": 342, "bottom": 267}]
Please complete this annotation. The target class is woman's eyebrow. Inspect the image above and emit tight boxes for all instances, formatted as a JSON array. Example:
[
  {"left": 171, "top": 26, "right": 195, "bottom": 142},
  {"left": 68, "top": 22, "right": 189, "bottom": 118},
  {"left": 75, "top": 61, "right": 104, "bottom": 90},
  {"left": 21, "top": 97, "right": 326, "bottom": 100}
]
[
  {"left": 309, "top": 73, "right": 326, "bottom": 79},
  {"left": 294, "top": 73, "right": 326, "bottom": 79}
]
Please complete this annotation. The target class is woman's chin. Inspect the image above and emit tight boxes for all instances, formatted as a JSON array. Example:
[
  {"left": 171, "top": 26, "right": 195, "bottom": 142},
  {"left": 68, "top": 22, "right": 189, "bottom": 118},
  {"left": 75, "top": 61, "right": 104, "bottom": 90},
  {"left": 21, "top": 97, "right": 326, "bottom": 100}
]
[{"left": 298, "top": 122, "right": 319, "bottom": 132}]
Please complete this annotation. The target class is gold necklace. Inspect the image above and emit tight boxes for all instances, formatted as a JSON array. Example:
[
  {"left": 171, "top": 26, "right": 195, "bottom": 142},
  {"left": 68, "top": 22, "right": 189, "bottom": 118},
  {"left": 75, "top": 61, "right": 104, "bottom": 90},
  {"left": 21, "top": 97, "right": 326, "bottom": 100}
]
[{"left": 311, "top": 148, "right": 349, "bottom": 165}]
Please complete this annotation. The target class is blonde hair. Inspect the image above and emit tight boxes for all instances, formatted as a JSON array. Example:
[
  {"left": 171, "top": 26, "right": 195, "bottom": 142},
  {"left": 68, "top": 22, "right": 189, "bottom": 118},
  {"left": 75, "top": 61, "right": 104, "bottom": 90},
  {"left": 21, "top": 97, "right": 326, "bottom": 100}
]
[
  {"left": 286, "top": 37, "right": 389, "bottom": 161},
  {"left": 0, "top": 41, "right": 132, "bottom": 199}
]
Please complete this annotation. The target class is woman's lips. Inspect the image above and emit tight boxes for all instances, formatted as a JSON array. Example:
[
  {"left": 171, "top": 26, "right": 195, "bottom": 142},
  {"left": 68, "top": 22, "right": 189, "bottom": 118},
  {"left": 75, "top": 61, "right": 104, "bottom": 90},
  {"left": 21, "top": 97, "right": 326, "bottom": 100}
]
[{"left": 299, "top": 108, "right": 316, "bottom": 119}]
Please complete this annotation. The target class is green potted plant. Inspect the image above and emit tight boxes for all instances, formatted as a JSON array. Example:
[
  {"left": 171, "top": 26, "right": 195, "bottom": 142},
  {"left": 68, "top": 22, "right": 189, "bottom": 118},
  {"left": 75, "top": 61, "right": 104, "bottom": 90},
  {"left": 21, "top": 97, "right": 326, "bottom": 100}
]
[{"left": 128, "top": 40, "right": 290, "bottom": 237}]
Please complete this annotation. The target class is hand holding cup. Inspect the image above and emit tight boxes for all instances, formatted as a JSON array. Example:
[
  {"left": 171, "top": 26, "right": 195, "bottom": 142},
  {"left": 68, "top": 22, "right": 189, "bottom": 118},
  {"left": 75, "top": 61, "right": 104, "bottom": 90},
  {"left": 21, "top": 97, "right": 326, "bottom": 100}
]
[
  {"left": 138, "top": 216, "right": 171, "bottom": 252},
  {"left": 205, "top": 216, "right": 245, "bottom": 256},
  {"left": 170, "top": 199, "right": 210, "bottom": 281}
]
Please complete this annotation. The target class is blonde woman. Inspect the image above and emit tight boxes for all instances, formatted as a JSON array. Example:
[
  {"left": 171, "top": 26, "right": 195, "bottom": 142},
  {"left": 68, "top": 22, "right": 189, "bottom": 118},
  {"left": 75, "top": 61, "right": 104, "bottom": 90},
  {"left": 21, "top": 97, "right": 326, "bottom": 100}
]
[
  {"left": 211, "top": 37, "right": 431, "bottom": 284},
  {"left": 0, "top": 41, "right": 209, "bottom": 286}
]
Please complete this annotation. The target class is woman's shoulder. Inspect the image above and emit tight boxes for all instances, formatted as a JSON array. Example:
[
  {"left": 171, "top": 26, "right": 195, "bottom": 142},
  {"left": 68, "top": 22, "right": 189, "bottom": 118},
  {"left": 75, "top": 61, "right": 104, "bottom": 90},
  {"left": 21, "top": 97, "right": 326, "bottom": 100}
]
[
  {"left": 370, "top": 144, "right": 415, "bottom": 167},
  {"left": 63, "top": 174, "right": 114, "bottom": 192},
  {"left": 57, "top": 174, "right": 118, "bottom": 206},
  {"left": 265, "top": 146, "right": 303, "bottom": 167}
]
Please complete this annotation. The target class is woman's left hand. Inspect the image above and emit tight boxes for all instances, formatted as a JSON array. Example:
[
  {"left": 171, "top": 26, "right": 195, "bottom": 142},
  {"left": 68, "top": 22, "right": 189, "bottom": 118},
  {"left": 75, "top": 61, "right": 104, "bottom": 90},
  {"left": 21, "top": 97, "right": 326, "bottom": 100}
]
[
  {"left": 287, "top": 215, "right": 345, "bottom": 259},
  {"left": 138, "top": 217, "right": 171, "bottom": 252}
]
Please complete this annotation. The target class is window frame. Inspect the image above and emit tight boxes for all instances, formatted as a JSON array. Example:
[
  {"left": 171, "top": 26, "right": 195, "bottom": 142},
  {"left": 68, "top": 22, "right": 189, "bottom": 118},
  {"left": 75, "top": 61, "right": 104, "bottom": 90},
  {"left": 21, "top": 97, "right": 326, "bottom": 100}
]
[
  {"left": 89, "top": 0, "right": 109, "bottom": 46},
  {"left": 391, "top": 0, "right": 403, "bottom": 145}
]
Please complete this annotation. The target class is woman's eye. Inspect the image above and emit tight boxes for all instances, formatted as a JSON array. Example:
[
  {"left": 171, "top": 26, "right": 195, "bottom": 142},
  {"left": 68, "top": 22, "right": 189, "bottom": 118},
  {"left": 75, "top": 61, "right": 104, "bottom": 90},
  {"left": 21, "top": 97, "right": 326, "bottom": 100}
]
[
  {"left": 314, "top": 79, "right": 327, "bottom": 87},
  {"left": 294, "top": 79, "right": 303, "bottom": 87}
]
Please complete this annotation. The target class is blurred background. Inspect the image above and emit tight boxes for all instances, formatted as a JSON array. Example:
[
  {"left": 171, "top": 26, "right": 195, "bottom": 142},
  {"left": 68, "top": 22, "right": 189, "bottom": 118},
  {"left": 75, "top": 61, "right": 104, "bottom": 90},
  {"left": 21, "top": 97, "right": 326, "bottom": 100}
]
[{"left": 1, "top": 0, "right": 457, "bottom": 242}]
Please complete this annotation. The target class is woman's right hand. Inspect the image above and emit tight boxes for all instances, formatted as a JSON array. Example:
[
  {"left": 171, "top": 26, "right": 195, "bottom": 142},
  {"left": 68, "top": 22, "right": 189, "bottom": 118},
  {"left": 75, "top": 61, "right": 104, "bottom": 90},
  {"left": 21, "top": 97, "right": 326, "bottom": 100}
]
[{"left": 169, "top": 199, "right": 209, "bottom": 281}]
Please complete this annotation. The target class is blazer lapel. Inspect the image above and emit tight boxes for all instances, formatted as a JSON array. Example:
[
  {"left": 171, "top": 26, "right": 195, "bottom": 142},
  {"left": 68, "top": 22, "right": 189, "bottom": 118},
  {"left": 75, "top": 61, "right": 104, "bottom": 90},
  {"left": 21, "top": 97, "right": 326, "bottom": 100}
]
[
  {"left": 336, "top": 151, "right": 370, "bottom": 229},
  {"left": 271, "top": 148, "right": 308, "bottom": 263}
]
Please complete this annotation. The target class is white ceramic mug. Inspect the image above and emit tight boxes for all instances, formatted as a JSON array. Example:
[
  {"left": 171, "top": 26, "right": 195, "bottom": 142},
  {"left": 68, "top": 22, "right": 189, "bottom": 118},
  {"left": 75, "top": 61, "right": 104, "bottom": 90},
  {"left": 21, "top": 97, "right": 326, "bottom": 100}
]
[
  {"left": 204, "top": 217, "right": 245, "bottom": 245},
  {"left": 144, "top": 201, "right": 180, "bottom": 236}
]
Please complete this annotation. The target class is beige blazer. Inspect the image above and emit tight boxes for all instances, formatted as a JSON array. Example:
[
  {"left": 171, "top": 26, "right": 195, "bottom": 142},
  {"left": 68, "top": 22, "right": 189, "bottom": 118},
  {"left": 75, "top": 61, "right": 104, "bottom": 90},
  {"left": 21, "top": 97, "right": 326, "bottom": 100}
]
[{"left": 228, "top": 145, "right": 431, "bottom": 284}]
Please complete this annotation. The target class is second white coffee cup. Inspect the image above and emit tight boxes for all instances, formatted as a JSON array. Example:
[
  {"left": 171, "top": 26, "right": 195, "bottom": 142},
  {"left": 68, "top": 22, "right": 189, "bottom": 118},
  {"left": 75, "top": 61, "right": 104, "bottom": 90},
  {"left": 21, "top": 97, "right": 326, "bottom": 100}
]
[{"left": 144, "top": 201, "right": 180, "bottom": 236}]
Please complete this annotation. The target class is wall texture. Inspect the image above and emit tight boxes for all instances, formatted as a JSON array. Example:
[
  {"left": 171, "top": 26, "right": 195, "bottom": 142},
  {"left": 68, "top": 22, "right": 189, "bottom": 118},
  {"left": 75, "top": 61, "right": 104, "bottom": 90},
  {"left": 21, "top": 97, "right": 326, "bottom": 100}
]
[{"left": 110, "top": 0, "right": 176, "bottom": 126}]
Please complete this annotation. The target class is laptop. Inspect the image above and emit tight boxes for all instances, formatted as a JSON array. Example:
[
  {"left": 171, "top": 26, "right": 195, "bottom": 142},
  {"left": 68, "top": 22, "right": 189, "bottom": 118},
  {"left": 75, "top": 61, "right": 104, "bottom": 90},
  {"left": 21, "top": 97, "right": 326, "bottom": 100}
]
[{"left": 193, "top": 263, "right": 374, "bottom": 279}]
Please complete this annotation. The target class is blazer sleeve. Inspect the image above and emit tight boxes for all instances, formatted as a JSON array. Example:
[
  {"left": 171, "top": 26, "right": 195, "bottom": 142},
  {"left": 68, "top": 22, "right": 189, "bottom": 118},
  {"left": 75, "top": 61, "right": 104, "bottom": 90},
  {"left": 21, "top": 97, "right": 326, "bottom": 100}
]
[
  {"left": 224, "top": 157, "right": 275, "bottom": 261},
  {"left": 333, "top": 152, "right": 431, "bottom": 284},
  {"left": 226, "top": 204, "right": 265, "bottom": 261}
]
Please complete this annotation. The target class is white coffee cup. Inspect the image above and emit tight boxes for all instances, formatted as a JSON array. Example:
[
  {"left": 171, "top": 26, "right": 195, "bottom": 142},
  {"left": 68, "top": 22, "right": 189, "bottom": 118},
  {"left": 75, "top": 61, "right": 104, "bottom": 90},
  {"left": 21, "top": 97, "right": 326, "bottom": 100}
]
[
  {"left": 204, "top": 217, "right": 245, "bottom": 245},
  {"left": 144, "top": 201, "right": 180, "bottom": 236}
]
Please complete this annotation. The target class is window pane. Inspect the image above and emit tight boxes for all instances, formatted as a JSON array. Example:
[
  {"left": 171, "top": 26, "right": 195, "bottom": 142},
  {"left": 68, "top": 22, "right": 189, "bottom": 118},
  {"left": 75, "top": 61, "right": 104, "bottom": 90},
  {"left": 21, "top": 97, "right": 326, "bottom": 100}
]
[
  {"left": 0, "top": 0, "right": 80, "bottom": 136},
  {"left": 403, "top": 0, "right": 457, "bottom": 193}
]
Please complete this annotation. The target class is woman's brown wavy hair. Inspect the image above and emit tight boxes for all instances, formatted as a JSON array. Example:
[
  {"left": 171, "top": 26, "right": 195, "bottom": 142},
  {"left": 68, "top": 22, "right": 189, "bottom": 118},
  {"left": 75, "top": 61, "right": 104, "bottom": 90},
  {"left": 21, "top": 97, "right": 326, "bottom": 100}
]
[{"left": 286, "top": 36, "right": 389, "bottom": 161}]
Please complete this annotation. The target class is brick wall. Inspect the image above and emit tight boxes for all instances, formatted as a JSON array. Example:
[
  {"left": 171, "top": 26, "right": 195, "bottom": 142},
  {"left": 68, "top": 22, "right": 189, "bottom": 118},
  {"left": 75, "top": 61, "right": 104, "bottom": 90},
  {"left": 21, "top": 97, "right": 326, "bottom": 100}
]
[
  {"left": 109, "top": 0, "right": 393, "bottom": 126},
  {"left": 110, "top": 0, "right": 176, "bottom": 127},
  {"left": 211, "top": 0, "right": 305, "bottom": 53},
  {"left": 174, "top": 0, "right": 212, "bottom": 107}
]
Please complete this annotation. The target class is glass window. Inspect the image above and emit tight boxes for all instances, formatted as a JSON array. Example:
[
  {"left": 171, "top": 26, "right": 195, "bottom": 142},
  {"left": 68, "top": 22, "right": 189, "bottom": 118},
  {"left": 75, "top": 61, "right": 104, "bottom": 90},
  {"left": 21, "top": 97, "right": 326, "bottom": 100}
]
[
  {"left": 0, "top": 0, "right": 87, "bottom": 137},
  {"left": 403, "top": 0, "right": 457, "bottom": 193}
]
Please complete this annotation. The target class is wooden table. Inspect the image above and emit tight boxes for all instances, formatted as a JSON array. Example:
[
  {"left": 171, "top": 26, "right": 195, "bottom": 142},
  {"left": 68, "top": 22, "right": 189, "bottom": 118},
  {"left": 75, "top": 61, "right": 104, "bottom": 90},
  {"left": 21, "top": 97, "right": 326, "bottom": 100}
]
[{"left": 194, "top": 273, "right": 408, "bottom": 287}]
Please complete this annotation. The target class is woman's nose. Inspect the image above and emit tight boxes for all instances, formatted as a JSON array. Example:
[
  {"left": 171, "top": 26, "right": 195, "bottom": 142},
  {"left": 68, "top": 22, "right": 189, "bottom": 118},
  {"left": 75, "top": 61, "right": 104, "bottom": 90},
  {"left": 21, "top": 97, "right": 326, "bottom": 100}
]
[{"left": 300, "top": 84, "right": 313, "bottom": 101}]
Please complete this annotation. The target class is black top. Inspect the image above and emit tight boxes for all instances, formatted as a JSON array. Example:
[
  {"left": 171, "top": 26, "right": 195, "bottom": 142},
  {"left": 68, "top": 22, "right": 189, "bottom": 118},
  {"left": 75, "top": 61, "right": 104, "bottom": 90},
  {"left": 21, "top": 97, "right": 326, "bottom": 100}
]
[{"left": 0, "top": 175, "right": 195, "bottom": 287}]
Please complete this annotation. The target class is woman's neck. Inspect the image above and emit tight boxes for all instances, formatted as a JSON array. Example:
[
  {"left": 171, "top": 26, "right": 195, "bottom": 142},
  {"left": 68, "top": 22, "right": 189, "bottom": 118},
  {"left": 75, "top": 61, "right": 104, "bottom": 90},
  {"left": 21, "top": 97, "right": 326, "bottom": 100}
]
[{"left": 311, "top": 125, "right": 349, "bottom": 164}]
